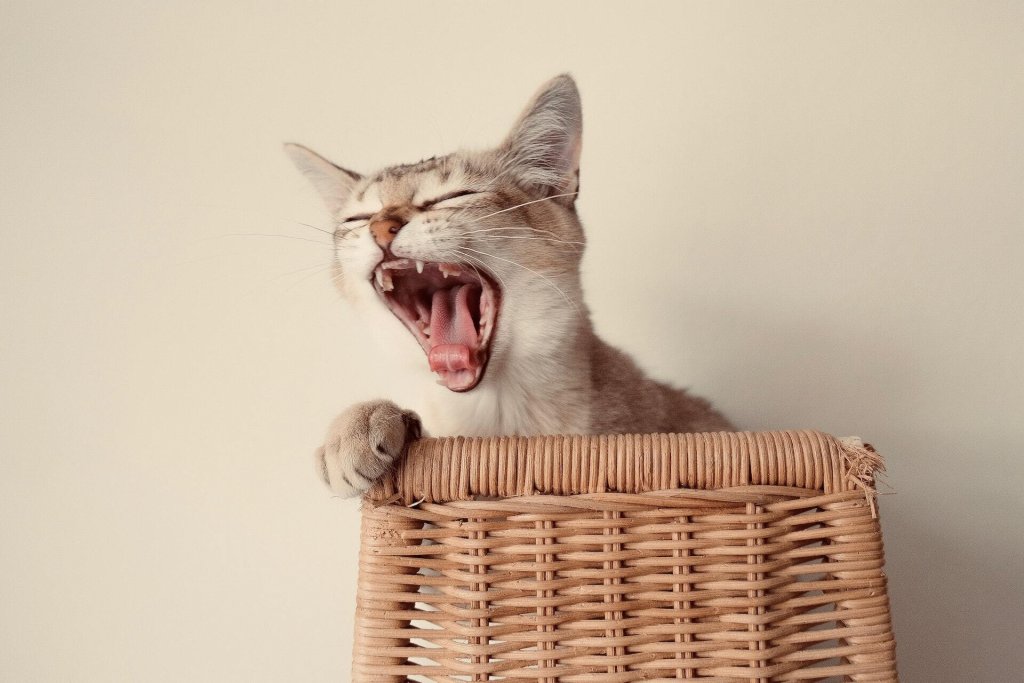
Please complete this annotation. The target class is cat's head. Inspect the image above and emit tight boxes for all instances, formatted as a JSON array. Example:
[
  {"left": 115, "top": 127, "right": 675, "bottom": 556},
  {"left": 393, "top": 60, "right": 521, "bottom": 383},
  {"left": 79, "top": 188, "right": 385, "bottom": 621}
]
[{"left": 286, "top": 75, "right": 585, "bottom": 393}]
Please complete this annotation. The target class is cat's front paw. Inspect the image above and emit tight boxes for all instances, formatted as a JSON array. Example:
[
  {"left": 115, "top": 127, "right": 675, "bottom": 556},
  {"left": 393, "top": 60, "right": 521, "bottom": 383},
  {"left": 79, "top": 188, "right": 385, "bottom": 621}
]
[{"left": 315, "top": 400, "right": 422, "bottom": 497}]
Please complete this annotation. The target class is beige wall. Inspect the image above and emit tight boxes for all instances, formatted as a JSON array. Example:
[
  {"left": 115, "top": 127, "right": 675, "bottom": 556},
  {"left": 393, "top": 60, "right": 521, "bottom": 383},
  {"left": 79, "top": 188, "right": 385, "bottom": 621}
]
[{"left": 2, "top": 1, "right": 1022, "bottom": 680}]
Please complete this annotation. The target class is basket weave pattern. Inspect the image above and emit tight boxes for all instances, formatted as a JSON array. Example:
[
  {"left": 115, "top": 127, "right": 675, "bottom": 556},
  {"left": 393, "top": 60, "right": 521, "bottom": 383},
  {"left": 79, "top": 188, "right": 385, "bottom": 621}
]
[{"left": 355, "top": 431, "right": 897, "bottom": 682}]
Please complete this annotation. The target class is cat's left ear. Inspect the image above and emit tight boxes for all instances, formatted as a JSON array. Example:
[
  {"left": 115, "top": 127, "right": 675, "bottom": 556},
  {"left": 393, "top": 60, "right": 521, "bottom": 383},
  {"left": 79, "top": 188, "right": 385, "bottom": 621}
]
[
  {"left": 284, "top": 143, "right": 362, "bottom": 216},
  {"left": 500, "top": 74, "right": 582, "bottom": 206}
]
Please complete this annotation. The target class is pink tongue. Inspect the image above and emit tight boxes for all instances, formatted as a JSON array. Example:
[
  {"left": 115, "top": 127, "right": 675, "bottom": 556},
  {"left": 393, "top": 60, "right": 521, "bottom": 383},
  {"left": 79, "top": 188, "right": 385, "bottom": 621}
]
[{"left": 427, "top": 284, "right": 481, "bottom": 373}]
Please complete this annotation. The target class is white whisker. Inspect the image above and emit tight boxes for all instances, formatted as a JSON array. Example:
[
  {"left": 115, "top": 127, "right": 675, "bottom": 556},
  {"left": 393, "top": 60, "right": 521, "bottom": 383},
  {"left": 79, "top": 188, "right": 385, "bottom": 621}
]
[
  {"left": 474, "top": 234, "right": 581, "bottom": 244},
  {"left": 472, "top": 192, "right": 579, "bottom": 221},
  {"left": 446, "top": 190, "right": 579, "bottom": 228},
  {"left": 460, "top": 226, "right": 545, "bottom": 235},
  {"left": 456, "top": 246, "right": 582, "bottom": 317},
  {"left": 470, "top": 236, "right": 584, "bottom": 255},
  {"left": 465, "top": 231, "right": 584, "bottom": 247},
  {"left": 295, "top": 221, "right": 337, "bottom": 238},
  {"left": 457, "top": 222, "right": 580, "bottom": 246},
  {"left": 267, "top": 261, "right": 335, "bottom": 283},
  {"left": 281, "top": 263, "right": 334, "bottom": 294},
  {"left": 452, "top": 248, "right": 510, "bottom": 292}
]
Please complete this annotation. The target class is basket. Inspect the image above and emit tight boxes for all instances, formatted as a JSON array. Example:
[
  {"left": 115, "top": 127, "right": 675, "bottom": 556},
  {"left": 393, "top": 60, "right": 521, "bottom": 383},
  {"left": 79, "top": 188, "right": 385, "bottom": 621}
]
[{"left": 354, "top": 430, "right": 897, "bottom": 682}]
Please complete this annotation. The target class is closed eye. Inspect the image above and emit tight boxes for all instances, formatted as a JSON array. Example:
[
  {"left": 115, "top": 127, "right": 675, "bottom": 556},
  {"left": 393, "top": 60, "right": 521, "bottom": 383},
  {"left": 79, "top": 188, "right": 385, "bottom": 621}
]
[
  {"left": 340, "top": 213, "right": 373, "bottom": 224},
  {"left": 418, "top": 189, "right": 478, "bottom": 209}
]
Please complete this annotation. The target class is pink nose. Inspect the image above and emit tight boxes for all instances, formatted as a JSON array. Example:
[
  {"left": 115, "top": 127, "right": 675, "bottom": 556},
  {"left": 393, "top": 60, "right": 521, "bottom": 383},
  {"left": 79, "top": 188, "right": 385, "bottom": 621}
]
[{"left": 370, "top": 217, "right": 403, "bottom": 249}]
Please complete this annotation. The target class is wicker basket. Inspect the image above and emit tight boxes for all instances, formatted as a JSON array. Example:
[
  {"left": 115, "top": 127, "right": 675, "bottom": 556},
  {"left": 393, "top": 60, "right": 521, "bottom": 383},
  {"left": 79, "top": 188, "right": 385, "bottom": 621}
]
[{"left": 354, "top": 430, "right": 897, "bottom": 682}]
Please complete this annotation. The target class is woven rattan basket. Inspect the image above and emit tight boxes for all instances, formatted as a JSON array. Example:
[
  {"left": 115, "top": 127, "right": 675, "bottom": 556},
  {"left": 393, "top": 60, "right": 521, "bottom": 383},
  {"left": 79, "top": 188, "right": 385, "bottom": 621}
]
[{"left": 354, "top": 430, "right": 897, "bottom": 682}]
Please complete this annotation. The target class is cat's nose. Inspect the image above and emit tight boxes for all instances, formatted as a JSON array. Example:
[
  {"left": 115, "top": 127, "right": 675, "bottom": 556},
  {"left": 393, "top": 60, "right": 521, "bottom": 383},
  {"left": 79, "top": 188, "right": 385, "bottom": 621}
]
[{"left": 370, "top": 217, "right": 405, "bottom": 250}]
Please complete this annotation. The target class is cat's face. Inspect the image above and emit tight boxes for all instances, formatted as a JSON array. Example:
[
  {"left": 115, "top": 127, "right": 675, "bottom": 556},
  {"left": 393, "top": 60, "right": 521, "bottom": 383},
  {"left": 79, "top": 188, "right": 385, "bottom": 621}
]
[{"left": 287, "top": 75, "right": 585, "bottom": 392}]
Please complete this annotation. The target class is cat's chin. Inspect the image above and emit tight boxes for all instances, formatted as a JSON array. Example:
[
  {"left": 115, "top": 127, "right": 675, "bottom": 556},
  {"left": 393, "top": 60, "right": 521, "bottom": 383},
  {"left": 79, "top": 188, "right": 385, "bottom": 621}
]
[{"left": 372, "top": 259, "right": 500, "bottom": 393}]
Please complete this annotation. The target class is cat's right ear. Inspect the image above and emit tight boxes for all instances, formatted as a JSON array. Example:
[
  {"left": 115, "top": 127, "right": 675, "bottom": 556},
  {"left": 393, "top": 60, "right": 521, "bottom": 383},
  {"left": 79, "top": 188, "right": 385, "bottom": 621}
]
[
  {"left": 499, "top": 74, "right": 582, "bottom": 205},
  {"left": 284, "top": 143, "right": 362, "bottom": 216}
]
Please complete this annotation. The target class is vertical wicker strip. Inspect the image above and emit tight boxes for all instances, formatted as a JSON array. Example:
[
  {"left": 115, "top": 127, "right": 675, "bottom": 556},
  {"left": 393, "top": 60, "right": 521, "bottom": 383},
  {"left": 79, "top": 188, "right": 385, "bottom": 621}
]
[
  {"left": 353, "top": 507, "right": 422, "bottom": 682},
  {"left": 354, "top": 430, "right": 897, "bottom": 682}
]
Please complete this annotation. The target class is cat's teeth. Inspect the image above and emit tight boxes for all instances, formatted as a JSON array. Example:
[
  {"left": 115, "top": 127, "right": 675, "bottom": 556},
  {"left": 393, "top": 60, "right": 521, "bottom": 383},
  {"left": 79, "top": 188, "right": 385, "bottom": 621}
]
[
  {"left": 415, "top": 260, "right": 424, "bottom": 274},
  {"left": 374, "top": 268, "right": 394, "bottom": 291}
]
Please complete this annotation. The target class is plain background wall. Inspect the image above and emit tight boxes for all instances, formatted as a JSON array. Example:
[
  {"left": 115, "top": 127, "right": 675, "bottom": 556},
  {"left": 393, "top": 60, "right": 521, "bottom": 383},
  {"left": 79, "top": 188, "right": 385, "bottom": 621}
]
[{"left": 2, "top": 1, "right": 1022, "bottom": 680}]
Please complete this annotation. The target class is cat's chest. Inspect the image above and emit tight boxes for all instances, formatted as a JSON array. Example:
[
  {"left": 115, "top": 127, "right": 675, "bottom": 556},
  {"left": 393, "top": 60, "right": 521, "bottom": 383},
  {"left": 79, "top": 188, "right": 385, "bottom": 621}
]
[{"left": 417, "top": 382, "right": 589, "bottom": 437}]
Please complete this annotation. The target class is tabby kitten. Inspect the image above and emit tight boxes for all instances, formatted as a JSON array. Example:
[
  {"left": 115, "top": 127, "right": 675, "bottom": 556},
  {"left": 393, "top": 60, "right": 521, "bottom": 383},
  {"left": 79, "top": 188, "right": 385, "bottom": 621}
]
[{"left": 287, "top": 75, "right": 732, "bottom": 497}]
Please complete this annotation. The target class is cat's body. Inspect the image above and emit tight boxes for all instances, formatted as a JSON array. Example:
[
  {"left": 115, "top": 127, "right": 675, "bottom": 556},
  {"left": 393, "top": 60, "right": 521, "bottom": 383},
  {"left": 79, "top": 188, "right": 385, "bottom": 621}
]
[{"left": 288, "top": 75, "right": 731, "bottom": 496}]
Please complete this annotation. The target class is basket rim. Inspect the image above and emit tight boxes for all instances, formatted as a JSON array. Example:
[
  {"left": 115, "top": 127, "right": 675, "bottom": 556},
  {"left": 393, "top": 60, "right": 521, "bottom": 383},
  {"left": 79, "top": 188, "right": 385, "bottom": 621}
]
[{"left": 364, "top": 430, "right": 883, "bottom": 509}]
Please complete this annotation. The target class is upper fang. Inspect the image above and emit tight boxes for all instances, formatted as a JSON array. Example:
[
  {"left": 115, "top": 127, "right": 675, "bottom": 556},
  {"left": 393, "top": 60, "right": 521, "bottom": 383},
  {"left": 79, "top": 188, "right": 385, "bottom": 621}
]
[
  {"left": 439, "top": 263, "right": 461, "bottom": 278},
  {"left": 415, "top": 260, "right": 424, "bottom": 274}
]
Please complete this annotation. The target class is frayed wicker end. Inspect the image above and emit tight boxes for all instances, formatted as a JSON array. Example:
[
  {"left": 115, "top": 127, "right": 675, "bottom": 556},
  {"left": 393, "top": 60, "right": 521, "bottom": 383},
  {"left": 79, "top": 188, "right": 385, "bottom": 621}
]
[{"left": 354, "top": 430, "right": 897, "bottom": 682}]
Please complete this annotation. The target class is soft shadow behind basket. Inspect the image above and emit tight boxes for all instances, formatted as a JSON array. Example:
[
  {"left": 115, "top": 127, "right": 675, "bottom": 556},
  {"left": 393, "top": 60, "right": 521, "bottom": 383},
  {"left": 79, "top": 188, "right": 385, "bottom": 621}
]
[{"left": 354, "top": 430, "right": 897, "bottom": 682}]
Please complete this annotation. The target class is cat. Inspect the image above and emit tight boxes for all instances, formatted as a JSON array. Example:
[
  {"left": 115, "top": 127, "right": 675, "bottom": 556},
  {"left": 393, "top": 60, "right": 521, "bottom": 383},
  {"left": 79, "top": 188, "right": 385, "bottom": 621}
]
[{"left": 286, "top": 74, "right": 733, "bottom": 497}]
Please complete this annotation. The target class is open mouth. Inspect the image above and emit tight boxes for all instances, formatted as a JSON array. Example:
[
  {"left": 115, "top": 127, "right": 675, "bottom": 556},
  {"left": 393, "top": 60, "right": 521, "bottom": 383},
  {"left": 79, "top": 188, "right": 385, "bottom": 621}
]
[{"left": 372, "top": 259, "right": 500, "bottom": 392}]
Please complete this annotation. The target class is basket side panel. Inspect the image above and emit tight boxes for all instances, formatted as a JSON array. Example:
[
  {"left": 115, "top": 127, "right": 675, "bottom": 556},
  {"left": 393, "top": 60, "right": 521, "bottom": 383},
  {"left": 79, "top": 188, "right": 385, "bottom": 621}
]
[
  {"left": 353, "top": 506, "right": 425, "bottom": 682},
  {"left": 819, "top": 496, "right": 899, "bottom": 680},
  {"left": 354, "top": 491, "right": 898, "bottom": 682}
]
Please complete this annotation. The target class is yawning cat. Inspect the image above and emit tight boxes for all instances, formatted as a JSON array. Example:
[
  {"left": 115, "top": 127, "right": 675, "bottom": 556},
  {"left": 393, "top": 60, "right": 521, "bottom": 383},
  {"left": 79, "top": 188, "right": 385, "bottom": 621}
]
[{"left": 286, "top": 74, "right": 732, "bottom": 496}]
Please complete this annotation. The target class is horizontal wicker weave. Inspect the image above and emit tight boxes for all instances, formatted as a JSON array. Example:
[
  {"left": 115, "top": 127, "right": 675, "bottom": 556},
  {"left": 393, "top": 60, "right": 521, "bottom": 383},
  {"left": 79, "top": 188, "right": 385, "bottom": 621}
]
[{"left": 355, "top": 430, "right": 897, "bottom": 682}]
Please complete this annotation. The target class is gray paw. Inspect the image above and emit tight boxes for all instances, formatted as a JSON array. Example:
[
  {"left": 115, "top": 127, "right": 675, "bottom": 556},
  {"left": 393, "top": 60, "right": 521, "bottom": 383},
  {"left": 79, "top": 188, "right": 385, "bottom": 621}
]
[{"left": 315, "top": 400, "right": 422, "bottom": 497}]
